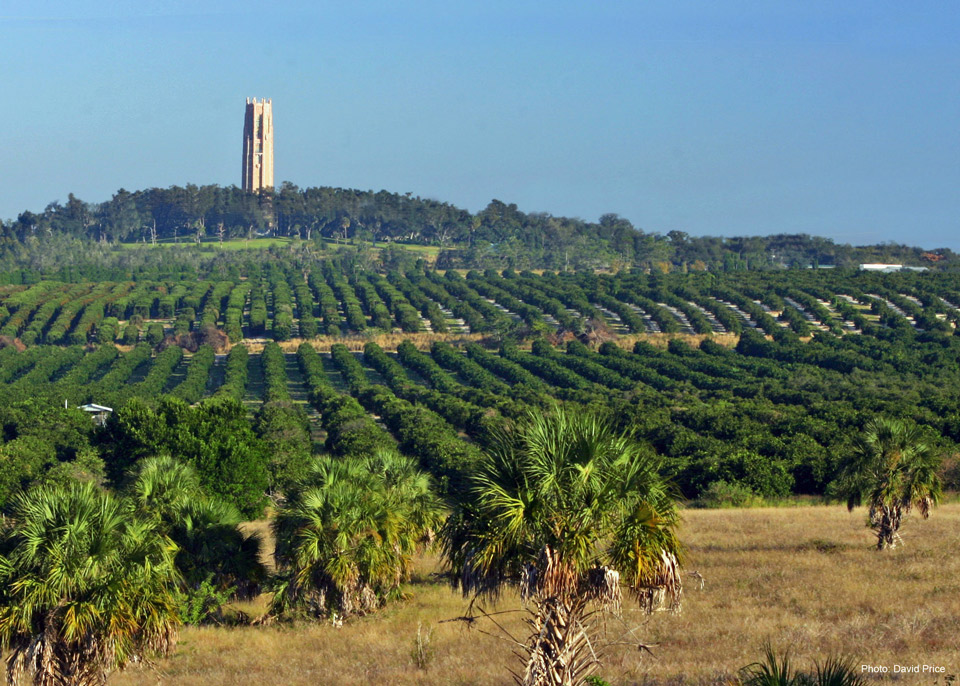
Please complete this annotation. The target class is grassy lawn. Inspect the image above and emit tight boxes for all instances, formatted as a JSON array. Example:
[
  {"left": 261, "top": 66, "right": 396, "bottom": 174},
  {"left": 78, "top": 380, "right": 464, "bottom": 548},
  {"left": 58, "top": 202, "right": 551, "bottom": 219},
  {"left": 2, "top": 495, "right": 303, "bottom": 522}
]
[
  {"left": 116, "top": 238, "right": 295, "bottom": 251},
  {"left": 110, "top": 504, "right": 960, "bottom": 685},
  {"left": 114, "top": 237, "right": 446, "bottom": 256},
  {"left": 383, "top": 242, "right": 443, "bottom": 256}
]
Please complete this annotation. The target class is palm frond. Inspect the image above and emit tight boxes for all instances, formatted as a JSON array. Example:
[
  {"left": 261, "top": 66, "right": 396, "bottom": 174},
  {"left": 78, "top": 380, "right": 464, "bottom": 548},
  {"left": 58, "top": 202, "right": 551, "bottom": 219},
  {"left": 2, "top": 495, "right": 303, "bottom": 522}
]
[
  {"left": 739, "top": 644, "right": 802, "bottom": 686},
  {"left": 814, "top": 655, "right": 865, "bottom": 686}
]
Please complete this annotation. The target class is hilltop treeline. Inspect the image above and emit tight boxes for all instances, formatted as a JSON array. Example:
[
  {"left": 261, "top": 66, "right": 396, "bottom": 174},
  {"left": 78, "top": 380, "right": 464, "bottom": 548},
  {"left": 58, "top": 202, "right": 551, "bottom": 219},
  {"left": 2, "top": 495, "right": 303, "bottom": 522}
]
[{"left": 2, "top": 183, "right": 954, "bottom": 271}]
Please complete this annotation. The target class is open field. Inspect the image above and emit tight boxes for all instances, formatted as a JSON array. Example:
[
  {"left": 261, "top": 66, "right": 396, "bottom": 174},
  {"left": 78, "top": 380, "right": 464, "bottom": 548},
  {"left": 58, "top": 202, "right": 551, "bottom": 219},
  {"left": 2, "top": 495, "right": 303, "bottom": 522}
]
[
  {"left": 111, "top": 504, "right": 960, "bottom": 686},
  {"left": 114, "top": 236, "right": 444, "bottom": 257},
  {"left": 116, "top": 237, "right": 297, "bottom": 250}
]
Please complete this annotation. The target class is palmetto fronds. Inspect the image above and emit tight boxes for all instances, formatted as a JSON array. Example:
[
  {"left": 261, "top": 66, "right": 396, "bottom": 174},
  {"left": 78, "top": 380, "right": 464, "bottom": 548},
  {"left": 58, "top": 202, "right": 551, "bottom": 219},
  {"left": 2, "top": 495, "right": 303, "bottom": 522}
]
[
  {"left": 813, "top": 656, "right": 867, "bottom": 686},
  {"left": 127, "top": 454, "right": 204, "bottom": 523},
  {"left": 739, "top": 645, "right": 803, "bottom": 686},
  {"left": 446, "top": 409, "right": 682, "bottom": 610},
  {"left": 442, "top": 407, "right": 683, "bottom": 686},
  {"left": 835, "top": 417, "right": 942, "bottom": 549},
  {"left": 738, "top": 645, "right": 865, "bottom": 686},
  {"left": 128, "top": 456, "right": 267, "bottom": 598},
  {"left": 272, "top": 450, "right": 443, "bottom": 618},
  {"left": 0, "top": 482, "right": 180, "bottom": 686}
]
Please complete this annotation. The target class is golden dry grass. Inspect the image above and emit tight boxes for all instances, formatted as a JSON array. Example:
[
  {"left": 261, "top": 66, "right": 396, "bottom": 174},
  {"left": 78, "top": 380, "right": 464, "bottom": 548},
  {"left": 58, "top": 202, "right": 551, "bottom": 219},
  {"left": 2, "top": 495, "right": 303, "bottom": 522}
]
[
  {"left": 608, "top": 332, "right": 740, "bottom": 350},
  {"left": 259, "top": 332, "right": 491, "bottom": 353},
  {"left": 108, "top": 504, "right": 960, "bottom": 685},
  {"left": 237, "top": 519, "right": 275, "bottom": 573}
]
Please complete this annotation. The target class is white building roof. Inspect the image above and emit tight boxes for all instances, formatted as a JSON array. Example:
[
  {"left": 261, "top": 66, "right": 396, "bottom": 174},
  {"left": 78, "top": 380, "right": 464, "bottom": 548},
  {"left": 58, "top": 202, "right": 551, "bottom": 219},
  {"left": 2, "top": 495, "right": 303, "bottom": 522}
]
[
  {"left": 78, "top": 403, "right": 113, "bottom": 413},
  {"left": 859, "top": 264, "right": 903, "bottom": 270}
]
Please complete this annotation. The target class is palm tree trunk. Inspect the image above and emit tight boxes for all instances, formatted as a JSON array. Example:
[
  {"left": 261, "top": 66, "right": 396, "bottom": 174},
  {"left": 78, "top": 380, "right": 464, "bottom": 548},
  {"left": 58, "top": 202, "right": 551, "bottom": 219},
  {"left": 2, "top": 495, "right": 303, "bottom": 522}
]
[
  {"left": 875, "top": 504, "right": 903, "bottom": 550},
  {"left": 523, "top": 597, "right": 593, "bottom": 686}
]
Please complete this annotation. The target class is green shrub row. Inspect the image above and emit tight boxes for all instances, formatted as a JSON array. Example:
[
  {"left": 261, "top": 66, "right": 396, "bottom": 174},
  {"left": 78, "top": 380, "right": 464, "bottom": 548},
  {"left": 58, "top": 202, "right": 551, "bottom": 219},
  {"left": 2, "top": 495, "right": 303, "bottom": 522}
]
[
  {"left": 127, "top": 345, "right": 183, "bottom": 399},
  {"left": 353, "top": 275, "right": 392, "bottom": 330},
  {"left": 171, "top": 345, "right": 216, "bottom": 403},
  {"left": 490, "top": 271, "right": 581, "bottom": 331},
  {"left": 249, "top": 285, "right": 267, "bottom": 335},
  {"left": 309, "top": 269, "right": 343, "bottom": 336},
  {"left": 464, "top": 272, "right": 545, "bottom": 329},
  {"left": 387, "top": 272, "right": 448, "bottom": 332},
  {"left": 530, "top": 270, "right": 603, "bottom": 321},
  {"left": 289, "top": 271, "right": 318, "bottom": 338},
  {"left": 502, "top": 341, "right": 591, "bottom": 391},
  {"left": 270, "top": 268, "right": 294, "bottom": 341},
  {"left": 0, "top": 346, "right": 47, "bottom": 384},
  {"left": 224, "top": 282, "right": 251, "bottom": 342},
  {"left": 323, "top": 263, "right": 365, "bottom": 332},
  {"left": 369, "top": 274, "right": 421, "bottom": 333},
  {"left": 298, "top": 343, "right": 394, "bottom": 457},
  {"left": 410, "top": 271, "right": 485, "bottom": 332},
  {"left": 325, "top": 346, "right": 483, "bottom": 495},
  {"left": 5, "top": 345, "right": 85, "bottom": 391},
  {"left": 430, "top": 341, "right": 511, "bottom": 394},
  {"left": 216, "top": 344, "right": 249, "bottom": 400},
  {"left": 261, "top": 341, "right": 290, "bottom": 403},
  {"left": 55, "top": 344, "right": 119, "bottom": 389},
  {"left": 429, "top": 270, "right": 507, "bottom": 332},
  {"left": 92, "top": 343, "right": 153, "bottom": 402},
  {"left": 532, "top": 339, "right": 634, "bottom": 391}
]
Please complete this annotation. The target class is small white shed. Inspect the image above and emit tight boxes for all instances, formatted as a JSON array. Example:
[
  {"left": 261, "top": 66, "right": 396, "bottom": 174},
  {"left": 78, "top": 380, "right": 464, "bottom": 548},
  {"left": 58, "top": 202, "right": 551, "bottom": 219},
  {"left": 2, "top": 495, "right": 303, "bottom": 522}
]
[{"left": 78, "top": 403, "right": 113, "bottom": 427}]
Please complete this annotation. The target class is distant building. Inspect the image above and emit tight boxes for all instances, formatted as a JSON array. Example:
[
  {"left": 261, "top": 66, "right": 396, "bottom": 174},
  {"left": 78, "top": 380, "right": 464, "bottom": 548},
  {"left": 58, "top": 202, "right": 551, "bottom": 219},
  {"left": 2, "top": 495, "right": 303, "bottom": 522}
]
[
  {"left": 78, "top": 403, "right": 113, "bottom": 427},
  {"left": 858, "top": 263, "right": 928, "bottom": 273},
  {"left": 859, "top": 264, "right": 903, "bottom": 272},
  {"left": 242, "top": 98, "right": 274, "bottom": 192}
]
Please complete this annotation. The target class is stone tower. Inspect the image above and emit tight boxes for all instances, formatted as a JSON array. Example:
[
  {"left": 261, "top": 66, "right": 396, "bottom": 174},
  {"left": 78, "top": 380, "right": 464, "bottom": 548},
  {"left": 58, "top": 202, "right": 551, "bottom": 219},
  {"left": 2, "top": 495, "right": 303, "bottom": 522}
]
[{"left": 242, "top": 98, "right": 274, "bottom": 192}]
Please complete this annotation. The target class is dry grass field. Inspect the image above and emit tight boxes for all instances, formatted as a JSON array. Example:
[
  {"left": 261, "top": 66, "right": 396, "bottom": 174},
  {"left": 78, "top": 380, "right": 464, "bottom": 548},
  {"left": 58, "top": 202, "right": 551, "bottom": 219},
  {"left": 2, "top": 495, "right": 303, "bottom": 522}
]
[
  {"left": 607, "top": 333, "right": 741, "bottom": 350},
  {"left": 112, "top": 504, "right": 960, "bottom": 685}
]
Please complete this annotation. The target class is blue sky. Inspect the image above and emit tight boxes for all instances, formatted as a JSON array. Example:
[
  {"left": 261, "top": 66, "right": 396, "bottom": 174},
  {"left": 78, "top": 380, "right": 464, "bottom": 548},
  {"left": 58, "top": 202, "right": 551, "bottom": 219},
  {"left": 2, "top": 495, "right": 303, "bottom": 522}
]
[{"left": 3, "top": 1, "right": 959, "bottom": 248}]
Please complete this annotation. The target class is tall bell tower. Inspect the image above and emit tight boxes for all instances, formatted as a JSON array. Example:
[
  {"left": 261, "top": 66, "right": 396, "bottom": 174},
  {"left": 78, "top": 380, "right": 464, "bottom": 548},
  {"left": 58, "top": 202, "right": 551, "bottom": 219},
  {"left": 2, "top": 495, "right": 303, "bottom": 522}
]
[{"left": 242, "top": 98, "right": 274, "bottom": 192}]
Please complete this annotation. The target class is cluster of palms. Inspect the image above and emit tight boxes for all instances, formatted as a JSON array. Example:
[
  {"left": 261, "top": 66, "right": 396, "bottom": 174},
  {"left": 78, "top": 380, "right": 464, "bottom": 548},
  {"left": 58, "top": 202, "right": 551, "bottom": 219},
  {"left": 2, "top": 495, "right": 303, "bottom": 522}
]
[
  {"left": 0, "top": 409, "right": 943, "bottom": 686},
  {"left": 0, "top": 456, "right": 263, "bottom": 686}
]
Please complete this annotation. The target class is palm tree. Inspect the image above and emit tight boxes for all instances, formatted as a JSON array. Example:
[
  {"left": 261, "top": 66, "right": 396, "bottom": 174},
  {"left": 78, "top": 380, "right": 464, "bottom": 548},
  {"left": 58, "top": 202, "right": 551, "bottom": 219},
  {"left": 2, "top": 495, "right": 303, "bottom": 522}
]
[
  {"left": 442, "top": 407, "right": 683, "bottom": 686},
  {"left": 127, "top": 454, "right": 203, "bottom": 522},
  {"left": 835, "top": 417, "right": 942, "bottom": 550},
  {"left": 272, "top": 450, "right": 443, "bottom": 618},
  {"left": 0, "top": 481, "right": 180, "bottom": 686},
  {"left": 128, "top": 456, "right": 267, "bottom": 600}
]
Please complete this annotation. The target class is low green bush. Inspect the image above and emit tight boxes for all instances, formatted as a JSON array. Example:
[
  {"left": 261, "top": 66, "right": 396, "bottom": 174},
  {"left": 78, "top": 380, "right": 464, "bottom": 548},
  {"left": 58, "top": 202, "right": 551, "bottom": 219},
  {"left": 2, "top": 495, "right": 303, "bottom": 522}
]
[{"left": 694, "top": 480, "right": 764, "bottom": 508}]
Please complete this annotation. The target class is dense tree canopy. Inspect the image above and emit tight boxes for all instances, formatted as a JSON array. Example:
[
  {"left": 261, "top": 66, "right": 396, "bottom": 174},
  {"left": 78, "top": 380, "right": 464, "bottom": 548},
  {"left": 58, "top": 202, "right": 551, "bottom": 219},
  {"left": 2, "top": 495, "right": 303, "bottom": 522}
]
[
  {"left": 1, "top": 184, "right": 954, "bottom": 273},
  {"left": 98, "top": 396, "right": 270, "bottom": 518}
]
